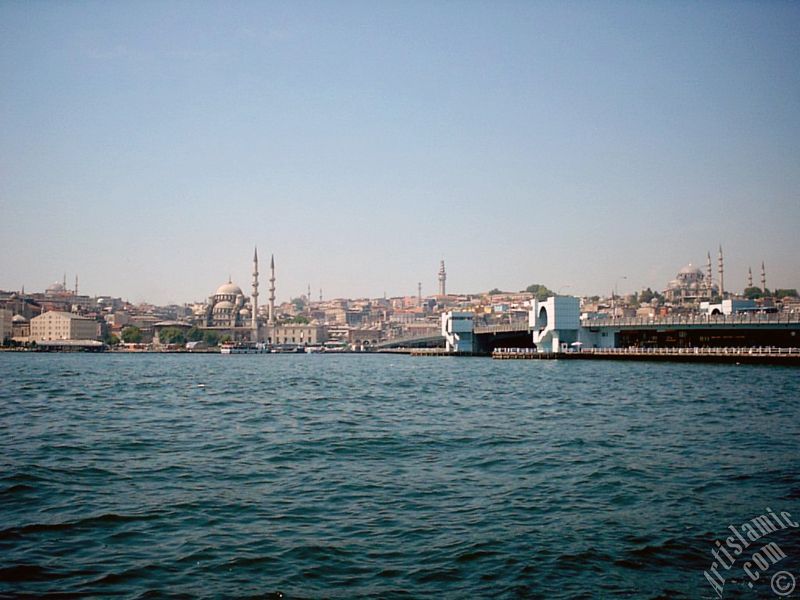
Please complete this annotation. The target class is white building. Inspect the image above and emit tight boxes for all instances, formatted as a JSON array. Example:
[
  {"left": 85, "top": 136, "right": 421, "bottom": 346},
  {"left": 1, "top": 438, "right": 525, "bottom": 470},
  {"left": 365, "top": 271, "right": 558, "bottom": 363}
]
[
  {"left": 701, "top": 298, "right": 756, "bottom": 316},
  {"left": 30, "top": 311, "right": 99, "bottom": 341}
]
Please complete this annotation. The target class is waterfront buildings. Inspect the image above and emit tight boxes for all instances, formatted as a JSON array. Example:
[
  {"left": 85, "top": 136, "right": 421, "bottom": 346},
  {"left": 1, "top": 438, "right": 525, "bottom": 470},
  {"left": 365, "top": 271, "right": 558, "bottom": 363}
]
[
  {"left": 1, "top": 248, "right": 798, "bottom": 352},
  {"left": 30, "top": 311, "right": 99, "bottom": 342}
]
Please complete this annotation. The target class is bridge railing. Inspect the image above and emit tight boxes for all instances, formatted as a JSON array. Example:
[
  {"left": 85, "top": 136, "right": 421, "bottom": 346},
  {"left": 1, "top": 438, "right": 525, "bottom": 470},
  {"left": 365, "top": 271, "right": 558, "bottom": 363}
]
[
  {"left": 375, "top": 334, "right": 445, "bottom": 348},
  {"left": 474, "top": 319, "right": 530, "bottom": 334},
  {"left": 584, "top": 346, "right": 800, "bottom": 355},
  {"left": 583, "top": 313, "right": 800, "bottom": 328},
  {"left": 493, "top": 346, "right": 800, "bottom": 356}
]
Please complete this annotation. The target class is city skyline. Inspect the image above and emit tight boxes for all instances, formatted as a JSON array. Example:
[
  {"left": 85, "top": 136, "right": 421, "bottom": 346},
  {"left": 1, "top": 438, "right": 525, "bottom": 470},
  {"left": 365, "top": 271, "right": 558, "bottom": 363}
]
[
  {"left": 1, "top": 2, "right": 799, "bottom": 304},
  {"left": 2, "top": 245, "right": 791, "bottom": 307}
]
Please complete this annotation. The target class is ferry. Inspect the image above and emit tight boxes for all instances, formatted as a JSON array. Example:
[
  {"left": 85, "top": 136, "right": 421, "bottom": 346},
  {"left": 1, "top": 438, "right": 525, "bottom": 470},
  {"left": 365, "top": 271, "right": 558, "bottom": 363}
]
[
  {"left": 271, "top": 344, "right": 304, "bottom": 354},
  {"left": 220, "top": 342, "right": 270, "bottom": 354}
]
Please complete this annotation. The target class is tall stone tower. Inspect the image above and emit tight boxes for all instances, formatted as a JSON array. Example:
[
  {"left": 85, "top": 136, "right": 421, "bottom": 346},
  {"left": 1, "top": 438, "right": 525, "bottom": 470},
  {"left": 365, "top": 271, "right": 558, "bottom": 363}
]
[
  {"left": 718, "top": 245, "right": 725, "bottom": 299},
  {"left": 438, "top": 260, "right": 447, "bottom": 297},
  {"left": 251, "top": 247, "right": 259, "bottom": 342},
  {"left": 747, "top": 266, "right": 753, "bottom": 289},
  {"left": 705, "top": 252, "right": 713, "bottom": 298},
  {"left": 761, "top": 261, "right": 766, "bottom": 294},
  {"left": 269, "top": 254, "right": 276, "bottom": 326}
]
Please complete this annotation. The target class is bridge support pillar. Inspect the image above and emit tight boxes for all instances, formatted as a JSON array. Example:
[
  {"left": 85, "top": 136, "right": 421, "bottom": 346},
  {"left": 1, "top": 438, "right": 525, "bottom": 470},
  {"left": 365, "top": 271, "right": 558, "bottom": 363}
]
[
  {"left": 530, "top": 296, "right": 581, "bottom": 353},
  {"left": 442, "top": 311, "right": 475, "bottom": 353}
]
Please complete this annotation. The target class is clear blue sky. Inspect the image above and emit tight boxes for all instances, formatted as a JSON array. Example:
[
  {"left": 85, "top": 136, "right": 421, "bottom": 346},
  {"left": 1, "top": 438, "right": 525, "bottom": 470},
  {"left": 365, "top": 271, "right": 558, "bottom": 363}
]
[{"left": 1, "top": 1, "right": 798, "bottom": 304}]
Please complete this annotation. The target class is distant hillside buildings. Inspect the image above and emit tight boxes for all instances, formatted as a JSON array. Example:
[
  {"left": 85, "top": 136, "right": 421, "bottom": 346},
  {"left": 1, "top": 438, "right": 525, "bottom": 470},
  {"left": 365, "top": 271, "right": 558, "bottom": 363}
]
[{"left": 0, "top": 246, "right": 797, "bottom": 350}]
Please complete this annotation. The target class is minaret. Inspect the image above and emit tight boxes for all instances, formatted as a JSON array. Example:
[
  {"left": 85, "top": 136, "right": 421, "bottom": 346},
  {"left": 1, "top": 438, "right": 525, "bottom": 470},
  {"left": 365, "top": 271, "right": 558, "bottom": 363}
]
[
  {"left": 717, "top": 245, "right": 724, "bottom": 299},
  {"left": 75, "top": 274, "right": 79, "bottom": 296},
  {"left": 418, "top": 282, "right": 422, "bottom": 307},
  {"left": 706, "top": 252, "right": 712, "bottom": 298},
  {"left": 268, "top": 254, "right": 276, "bottom": 326},
  {"left": 319, "top": 289, "right": 323, "bottom": 302},
  {"left": 438, "top": 260, "right": 447, "bottom": 296},
  {"left": 747, "top": 267, "right": 753, "bottom": 289},
  {"left": 251, "top": 247, "right": 259, "bottom": 342},
  {"left": 63, "top": 273, "right": 67, "bottom": 289},
  {"left": 307, "top": 284, "right": 311, "bottom": 302},
  {"left": 761, "top": 261, "right": 766, "bottom": 294}
]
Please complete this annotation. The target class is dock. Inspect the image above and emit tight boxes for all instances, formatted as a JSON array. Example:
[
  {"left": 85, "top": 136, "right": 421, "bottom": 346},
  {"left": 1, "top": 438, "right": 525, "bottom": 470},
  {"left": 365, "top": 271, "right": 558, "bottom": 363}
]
[{"left": 409, "top": 348, "right": 477, "bottom": 357}]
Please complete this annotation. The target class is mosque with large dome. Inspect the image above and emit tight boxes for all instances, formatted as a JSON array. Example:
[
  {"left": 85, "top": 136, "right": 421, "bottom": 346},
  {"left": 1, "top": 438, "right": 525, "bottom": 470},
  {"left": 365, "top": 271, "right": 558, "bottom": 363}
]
[
  {"left": 201, "top": 249, "right": 276, "bottom": 341},
  {"left": 664, "top": 248, "right": 724, "bottom": 305},
  {"left": 665, "top": 263, "right": 717, "bottom": 304},
  {"left": 204, "top": 279, "right": 250, "bottom": 328}
]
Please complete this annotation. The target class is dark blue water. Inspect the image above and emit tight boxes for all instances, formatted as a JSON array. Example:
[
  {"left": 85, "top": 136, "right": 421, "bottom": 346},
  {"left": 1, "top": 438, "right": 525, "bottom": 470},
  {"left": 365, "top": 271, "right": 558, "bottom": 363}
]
[{"left": 1, "top": 354, "right": 798, "bottom": 599}]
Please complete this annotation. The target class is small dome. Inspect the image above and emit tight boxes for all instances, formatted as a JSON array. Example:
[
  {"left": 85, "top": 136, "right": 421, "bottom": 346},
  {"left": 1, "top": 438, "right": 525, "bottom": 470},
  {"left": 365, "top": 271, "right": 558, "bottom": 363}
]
[
  {"left": 214, "top": 300, "right": 234, "bottom": 311},
  {"left": 239, "top": 308, "right": 251, "bottom": 317},
  {"left": 46, "top": 281, "right": 66, "bottom": 294},
  {"left": 12, "top": 314, "right": 27, "bottom": 323}
]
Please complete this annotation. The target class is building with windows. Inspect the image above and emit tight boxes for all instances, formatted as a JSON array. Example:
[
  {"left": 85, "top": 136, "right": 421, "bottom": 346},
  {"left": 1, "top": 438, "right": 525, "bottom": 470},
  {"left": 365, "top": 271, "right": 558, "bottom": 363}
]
[
  {"left": 268, "top": 324, "right": 327, "bottom": 346},
  {"left": 30, "top": 311, "right": 98, "bottom": 341}
]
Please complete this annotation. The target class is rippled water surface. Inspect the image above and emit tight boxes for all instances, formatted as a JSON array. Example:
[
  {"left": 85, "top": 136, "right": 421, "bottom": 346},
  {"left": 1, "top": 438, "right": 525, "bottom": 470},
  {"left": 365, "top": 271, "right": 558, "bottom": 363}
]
[{"left": 1, "top": 354, "right": 798, "bottom": 598}]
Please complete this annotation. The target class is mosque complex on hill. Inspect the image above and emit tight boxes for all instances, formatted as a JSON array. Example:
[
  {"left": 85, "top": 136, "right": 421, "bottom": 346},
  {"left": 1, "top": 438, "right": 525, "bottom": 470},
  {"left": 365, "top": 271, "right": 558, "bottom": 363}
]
[{"left": 200, "top": 249, "right": 325, "bottom": 346}]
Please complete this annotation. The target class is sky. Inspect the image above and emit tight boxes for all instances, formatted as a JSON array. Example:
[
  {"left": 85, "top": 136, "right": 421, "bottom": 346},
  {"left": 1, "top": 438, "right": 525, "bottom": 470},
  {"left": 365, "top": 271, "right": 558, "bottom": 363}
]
[{"left": 1, "top": 0, "right": 798, "bottom": 305}]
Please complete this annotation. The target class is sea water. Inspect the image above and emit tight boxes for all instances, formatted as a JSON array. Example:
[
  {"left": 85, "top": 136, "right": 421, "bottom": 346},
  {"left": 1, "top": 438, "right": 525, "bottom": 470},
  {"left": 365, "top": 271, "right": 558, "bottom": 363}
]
[{"left": 1, "top": 354, "right": 798, "bottom": 598}]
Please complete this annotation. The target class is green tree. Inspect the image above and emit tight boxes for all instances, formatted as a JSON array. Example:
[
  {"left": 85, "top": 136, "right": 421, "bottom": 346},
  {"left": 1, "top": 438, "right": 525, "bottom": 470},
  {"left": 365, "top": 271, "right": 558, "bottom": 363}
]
[
  {"left": 103, "top": 332, "right": 120, "bottom": 346},
  {"left": 159, "top": 327, "right": 186, "bottom": 345},
  {"left": 488, "top": 288, "right": 504, "bottom": 295},
  {"left": 525, "top": 284, "right": 554, "bottom": 301},
  {"left": 774, "top": 288, "right": 798, "bottom": 299},
  {"left": 292, "top": 315, "right": 310, "bottom": 324},
  {"left": 187, "top": 326, "right": 204, "bottom": 342},
  {"left": 203, "top": 330, "right": 221, "bottom": 346},
  {"left": 219, "top": 334, "right": 232, "bottom": 344},
  {"left": 744, "top": 286, "right": 767, "bottom": 300},
  {"left": 121, "top": 326, "right": 142, "bottom": 343}
]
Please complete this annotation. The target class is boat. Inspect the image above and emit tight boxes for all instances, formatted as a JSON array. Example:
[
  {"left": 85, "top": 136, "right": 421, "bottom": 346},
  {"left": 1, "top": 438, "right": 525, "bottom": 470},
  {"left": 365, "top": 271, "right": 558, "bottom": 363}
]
[{"left": 220, "top": 342, "right": 270, "bottom": 354}]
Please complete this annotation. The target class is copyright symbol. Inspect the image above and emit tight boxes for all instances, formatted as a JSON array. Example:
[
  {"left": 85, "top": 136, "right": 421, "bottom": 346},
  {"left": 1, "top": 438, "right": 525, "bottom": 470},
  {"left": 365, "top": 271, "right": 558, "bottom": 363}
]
[{"left": 771, "top": 571, "right": 796, "bottom": 596}]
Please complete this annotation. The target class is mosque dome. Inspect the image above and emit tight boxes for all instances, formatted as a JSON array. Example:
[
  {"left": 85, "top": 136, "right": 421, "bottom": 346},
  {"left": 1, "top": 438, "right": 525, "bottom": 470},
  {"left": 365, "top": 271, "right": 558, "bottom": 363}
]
[
  {"left": 12, "top": 314, "right": 27, "bottom": 323},
  {"left": 46, "top": 281, "right": 67, "bottom": 294},
  {"left": 664, "top": 259, "right": 716, "bottom": 305},
  {"left": 239, "top": 308, "right": 251, "bottom": 318},
  {"left": 678, "top": 263, "right": 703, "bottom": 277},
  {"left": 213, "top": 300, "right": 235, "bottom": 312},
  {"left": 215, "top": 281, "right": 243, "bottom": 297}
]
